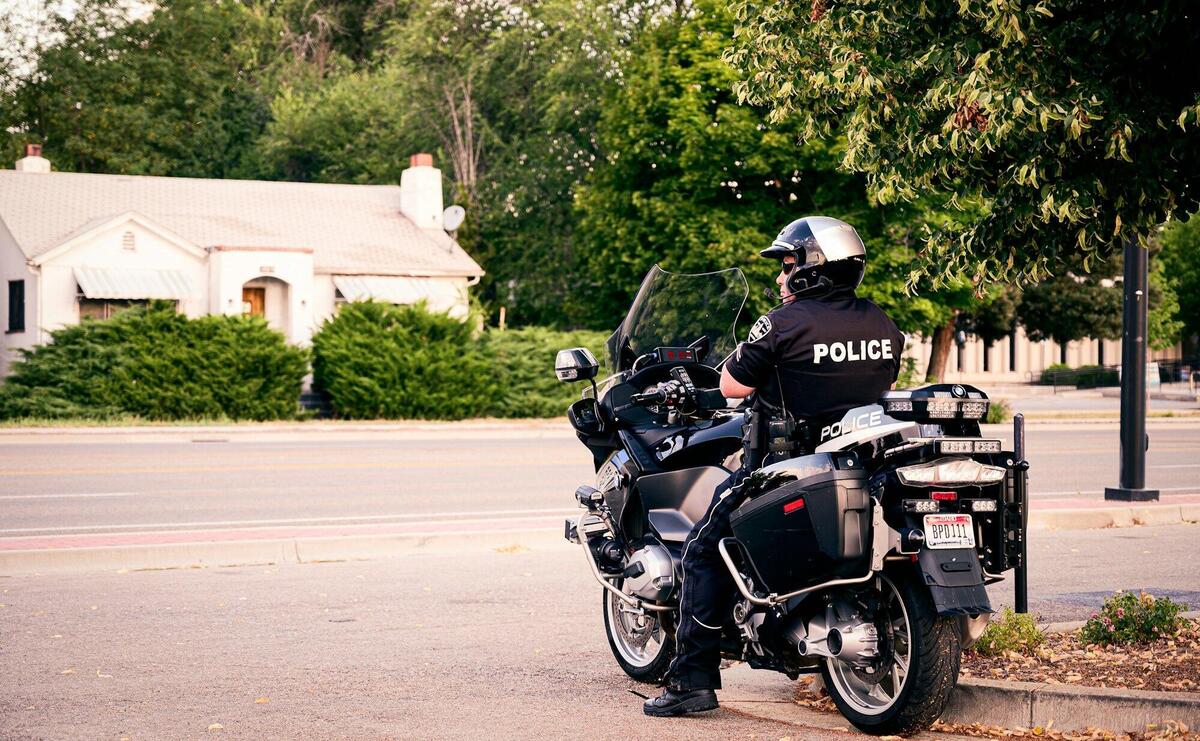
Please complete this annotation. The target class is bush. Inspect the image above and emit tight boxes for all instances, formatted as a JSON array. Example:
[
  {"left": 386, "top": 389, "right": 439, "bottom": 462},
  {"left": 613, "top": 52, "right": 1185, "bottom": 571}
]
[
  {"left": 1038, "top": 363, "right": 1119, "bottom": 388},
  {"left": 985, "top": 398, "right": 1012, "bottom": 424},
  {"left": 312, "top": 301, "right": 497, "bottom": 419},
  {"left": 1037, "top": 362, "right": 1073, "bottom": 384},
  {"left": 1080, "top": 591, "right": 1188, "bottom": 646},
  {"left": 0, "top": 303, "right": 308, "bottom": 421},
  {"left": 312, "top": 303, "right": 613, "bottom": 419},
  {"left": 481, "top": 326, "right": 611, "bottom": 418},
  {"left": 972, "top": 607, "right": 1046, "bottom": 656},
  {"left": 895, "top": 357, "right": 921, "bottom": 389}
]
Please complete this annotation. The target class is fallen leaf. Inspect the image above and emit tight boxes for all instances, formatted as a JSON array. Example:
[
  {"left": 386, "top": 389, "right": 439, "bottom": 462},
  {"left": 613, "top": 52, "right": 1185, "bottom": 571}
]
[
  {"left": 495, "top": 544, "right": 529, "bottom": 554},
  {"left": 97, "top": 669, "right": 113, "bottom": 678},
  {"left": 60, "top": 668, "right": 75, "bottom": 675},
  {"left": 255, "top": 697, "right": 270, "bottom": 704},
  {"left": 207, "top": 723, "right": 223, "bottom": 732}
]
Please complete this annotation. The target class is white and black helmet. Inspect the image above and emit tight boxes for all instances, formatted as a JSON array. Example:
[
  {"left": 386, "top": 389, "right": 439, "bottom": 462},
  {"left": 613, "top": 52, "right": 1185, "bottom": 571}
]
[{"left": 761, "top": 215, "right": 866, "bottom": 298}]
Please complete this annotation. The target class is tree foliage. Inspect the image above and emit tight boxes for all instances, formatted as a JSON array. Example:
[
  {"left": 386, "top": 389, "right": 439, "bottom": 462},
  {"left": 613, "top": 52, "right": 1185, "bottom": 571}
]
[
  {"left": 1157, "top": 216, "right": 1200, "bottom": 352},
  {"left": 1018, "top": 251, "right": 1182, "bottom": 351},
  {"left": 576, "top": 0, "right": 895, "bottom": 330},
  {"left": 1, "top": 0, "right": 279, "bottom": 178},
  {"left": 726, "top": 0, "right": 1200, "bottom": 287}
]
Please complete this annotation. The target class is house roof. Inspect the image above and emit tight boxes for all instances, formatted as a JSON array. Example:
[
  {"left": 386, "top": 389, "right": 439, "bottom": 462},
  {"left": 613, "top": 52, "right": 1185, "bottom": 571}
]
[{"left": 0, "top": 170, "right": 483, "bottom": 277}]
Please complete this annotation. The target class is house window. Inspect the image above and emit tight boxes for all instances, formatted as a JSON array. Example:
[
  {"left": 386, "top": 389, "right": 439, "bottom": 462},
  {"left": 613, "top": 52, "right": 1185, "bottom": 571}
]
[
  {"left": 7, "top": 280, "right": 24, "bottom": 333},
  {"left": 79, "top": 298, "right": 155, "bottom": 320}
]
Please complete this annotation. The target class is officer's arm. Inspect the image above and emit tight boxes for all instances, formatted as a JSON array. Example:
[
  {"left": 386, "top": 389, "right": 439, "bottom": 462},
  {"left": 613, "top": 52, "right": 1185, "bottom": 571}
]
[{"left": 720, "top": 366, "right": 756, "bottom": 398}]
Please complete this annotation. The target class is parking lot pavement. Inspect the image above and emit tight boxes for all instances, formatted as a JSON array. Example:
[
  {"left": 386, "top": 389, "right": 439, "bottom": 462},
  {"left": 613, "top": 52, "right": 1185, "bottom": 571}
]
[{"left": 5, "top": 522, "right": 1195, "bottom": 740}]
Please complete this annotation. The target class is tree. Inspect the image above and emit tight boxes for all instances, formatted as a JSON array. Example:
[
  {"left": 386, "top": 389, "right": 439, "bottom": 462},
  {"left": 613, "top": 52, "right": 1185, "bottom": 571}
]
[
  {"left": 725, "top": 0, "right": 1200, "bottom": 287},
  {"left": 1018, "top": 250, "right": 1182, "bottom": 358},
  {"left": 1, "top": 0, "right": 280, "bottom": 178},
  {"left": 576, "top": 0, "right": 885, "bottom": 330},
  {"left": 1157, "top": 216, "right": 1200, "bottom": 357}
]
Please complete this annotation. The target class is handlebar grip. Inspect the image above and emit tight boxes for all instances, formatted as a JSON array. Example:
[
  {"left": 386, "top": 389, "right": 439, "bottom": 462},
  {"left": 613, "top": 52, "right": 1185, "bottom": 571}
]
[{"left": 631, "top": 388, "right": 669, "bottom": 406}]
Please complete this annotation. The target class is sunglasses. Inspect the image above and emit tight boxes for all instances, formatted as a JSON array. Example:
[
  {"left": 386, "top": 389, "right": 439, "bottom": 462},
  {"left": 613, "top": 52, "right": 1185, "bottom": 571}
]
[{"left": 779, "top": 261, "right": 798, "bottom": 275}]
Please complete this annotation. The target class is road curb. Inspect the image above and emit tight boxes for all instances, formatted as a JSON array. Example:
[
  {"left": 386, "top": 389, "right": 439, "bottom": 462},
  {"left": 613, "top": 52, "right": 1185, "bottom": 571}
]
[
  {"left": 942, "top": 678, "right": 1200, "bottom": 733},
  {"left": 1030, "top": 504, "right": 1200, "bottom": 531},
  {"left": 725, "top": 670, "right": 1200, "bottom": 734},
  {"left": 0, "top": 528, "right": 568, "bottom": 576}
]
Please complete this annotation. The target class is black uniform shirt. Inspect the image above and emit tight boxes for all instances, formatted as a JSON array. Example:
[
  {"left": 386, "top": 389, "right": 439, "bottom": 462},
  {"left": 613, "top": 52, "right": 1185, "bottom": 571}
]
[{"left": 725, "top": 288, "right": 906, "bottom": 421}]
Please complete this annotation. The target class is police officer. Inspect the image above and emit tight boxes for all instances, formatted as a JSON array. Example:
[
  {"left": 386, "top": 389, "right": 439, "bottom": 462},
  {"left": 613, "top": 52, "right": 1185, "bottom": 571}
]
[{"left": 644, "top": 215, "right": 906, "bottom": 717}]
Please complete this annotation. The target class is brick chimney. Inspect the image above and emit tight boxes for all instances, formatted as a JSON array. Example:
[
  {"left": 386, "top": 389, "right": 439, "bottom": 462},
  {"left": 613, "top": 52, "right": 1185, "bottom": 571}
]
[
  {"left": 399, "top": 153, "right": 443, "bottom": 230},
  {"left": 15, "top": 144, "right": 51, "bottom": 173}
]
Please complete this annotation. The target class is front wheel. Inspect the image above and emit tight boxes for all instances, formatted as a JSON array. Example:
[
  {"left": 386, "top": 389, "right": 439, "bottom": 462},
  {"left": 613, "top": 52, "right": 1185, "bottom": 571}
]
[
  {"left": 602, "top": 582, "right": 675, "bottom": 683},
  {"left": 821, "top": 567, "right": 961, "bottom": 736}
]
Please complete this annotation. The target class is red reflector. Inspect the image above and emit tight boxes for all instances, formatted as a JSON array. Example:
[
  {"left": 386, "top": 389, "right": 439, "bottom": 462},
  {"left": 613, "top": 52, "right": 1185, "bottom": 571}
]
[
  {"left": 931, "top": 491, "right": 957, "bottom": 501},
  {"left": 783, "top": 498, "right": 806, "bottom": 514}
]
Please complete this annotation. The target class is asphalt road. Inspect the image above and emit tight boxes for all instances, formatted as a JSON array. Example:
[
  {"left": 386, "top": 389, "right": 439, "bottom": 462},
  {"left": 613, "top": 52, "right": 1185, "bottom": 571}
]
[
  {"left": 0, "top": 422, "right": 1198, "bottom": 537},
  {"left": 3, "top": 523, "right": 1198, "bottom": 740}
]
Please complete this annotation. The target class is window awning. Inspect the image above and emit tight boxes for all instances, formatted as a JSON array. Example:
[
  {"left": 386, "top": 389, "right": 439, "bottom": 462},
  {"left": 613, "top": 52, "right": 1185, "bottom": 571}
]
[
  {"left": 74, "top": 266, "right": 196, "bottom": 300},
  {"left": 332, "top": 275, "right": 462, "bottom": 306}
]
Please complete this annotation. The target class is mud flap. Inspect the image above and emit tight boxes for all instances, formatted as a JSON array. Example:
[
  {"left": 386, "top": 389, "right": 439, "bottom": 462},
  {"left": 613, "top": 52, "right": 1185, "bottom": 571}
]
[{"left": 916, "top": 548, "right": 993, "bottom": 617}]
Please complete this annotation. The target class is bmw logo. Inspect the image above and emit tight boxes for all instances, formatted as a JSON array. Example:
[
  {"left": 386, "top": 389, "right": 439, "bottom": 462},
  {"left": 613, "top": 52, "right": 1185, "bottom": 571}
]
[{"left": 952, "top": 384, "right": 966, "bottom": 397}]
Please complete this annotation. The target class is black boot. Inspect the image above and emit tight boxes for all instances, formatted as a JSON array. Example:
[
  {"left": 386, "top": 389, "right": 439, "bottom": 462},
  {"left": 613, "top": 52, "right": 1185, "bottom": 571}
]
[{"left": 642, "top": 687, "right": 718, "bottom": 717}]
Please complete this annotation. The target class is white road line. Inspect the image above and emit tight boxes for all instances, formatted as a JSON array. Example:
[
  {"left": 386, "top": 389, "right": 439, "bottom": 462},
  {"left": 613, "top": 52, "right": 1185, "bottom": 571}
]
[
  {"left": 0, "top": 508, "right": 579, "bottom": 535},
  {"left": 0, "top": 492, "right": 138, "bottom": 500},
  {"left": 1151, "top": 464, "right": 1200, "bottom": 469}
]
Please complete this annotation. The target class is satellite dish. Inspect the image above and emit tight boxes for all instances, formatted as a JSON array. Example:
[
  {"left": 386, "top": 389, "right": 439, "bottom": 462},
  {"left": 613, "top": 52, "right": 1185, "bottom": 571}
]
[{"left": 443, "top": 205, "right": 466, "bottom": 232}]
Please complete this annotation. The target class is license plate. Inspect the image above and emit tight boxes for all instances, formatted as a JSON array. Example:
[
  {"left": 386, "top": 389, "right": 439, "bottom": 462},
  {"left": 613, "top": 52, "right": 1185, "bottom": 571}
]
[{"left": 923, "top": 514, "right": 975, "bottom": 549}]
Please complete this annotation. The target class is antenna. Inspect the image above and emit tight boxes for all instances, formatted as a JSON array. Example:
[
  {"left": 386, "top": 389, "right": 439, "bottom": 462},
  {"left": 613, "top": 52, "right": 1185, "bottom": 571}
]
[{"left": 443, "top": 205, "right": 466, "bottom": 232}]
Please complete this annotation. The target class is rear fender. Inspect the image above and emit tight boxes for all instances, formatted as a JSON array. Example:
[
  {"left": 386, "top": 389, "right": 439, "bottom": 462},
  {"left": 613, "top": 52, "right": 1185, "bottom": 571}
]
[{"left": 915, "top": 547, "right": 993, "bottom": 617}]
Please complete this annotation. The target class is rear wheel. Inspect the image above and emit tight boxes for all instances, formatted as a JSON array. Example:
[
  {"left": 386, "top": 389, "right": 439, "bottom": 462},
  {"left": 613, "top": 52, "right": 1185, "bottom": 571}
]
[
  {"left": 821, "top": 567, "right": 961, "bottom": 736},
  {"left": 602, "top": 582, "right": 675, "bottom": 683}
]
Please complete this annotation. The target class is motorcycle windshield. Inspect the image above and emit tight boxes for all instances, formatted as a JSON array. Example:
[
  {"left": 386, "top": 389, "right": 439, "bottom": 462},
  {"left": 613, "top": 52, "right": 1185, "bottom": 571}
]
[{"left": 607, "top": 266, "right": 749, "bottom": 372}]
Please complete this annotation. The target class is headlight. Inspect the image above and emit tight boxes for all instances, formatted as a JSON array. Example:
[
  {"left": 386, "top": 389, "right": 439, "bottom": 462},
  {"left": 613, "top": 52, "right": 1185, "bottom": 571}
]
[{"left": 896, "top": 456, "right": 1007, "bottom": 487}]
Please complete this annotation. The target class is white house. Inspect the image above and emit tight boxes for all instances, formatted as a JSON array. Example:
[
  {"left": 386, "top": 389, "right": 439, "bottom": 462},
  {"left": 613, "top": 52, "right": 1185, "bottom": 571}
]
[{"left": 0, "top": 147, "right": 483, "bottom": 375}]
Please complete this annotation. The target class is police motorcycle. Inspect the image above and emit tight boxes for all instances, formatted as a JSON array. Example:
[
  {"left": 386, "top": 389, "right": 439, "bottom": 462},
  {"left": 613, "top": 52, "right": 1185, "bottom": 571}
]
[{"left": 557, "top": 266, "right": 1028, "bottom": 736}]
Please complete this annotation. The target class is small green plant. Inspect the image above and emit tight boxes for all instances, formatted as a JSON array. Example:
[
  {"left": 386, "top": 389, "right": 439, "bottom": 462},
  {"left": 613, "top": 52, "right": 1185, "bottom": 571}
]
[
  {"left": 985, "top": 398, "right": 1012, "bottom": 424},
  {"left": 1080, "top": 591, "right": 1188, "bottom": 646},
  {"left": 972, "top": 607, "right": 1045, "bottom": 656},
  {"left": 894, "top": 357, "right": 921, "bottom": 389}
]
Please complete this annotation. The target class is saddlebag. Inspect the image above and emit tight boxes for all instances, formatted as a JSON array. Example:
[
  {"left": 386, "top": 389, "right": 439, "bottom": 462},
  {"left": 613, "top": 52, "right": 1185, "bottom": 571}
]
[{"left": 728, "top": 463, "right": 870, "bottom": 595}]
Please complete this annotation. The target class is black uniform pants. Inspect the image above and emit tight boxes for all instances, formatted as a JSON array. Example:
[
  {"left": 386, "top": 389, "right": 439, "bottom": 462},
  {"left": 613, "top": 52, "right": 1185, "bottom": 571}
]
[{"left": 665, "top": 466, "right": 751, "bottom": 691}]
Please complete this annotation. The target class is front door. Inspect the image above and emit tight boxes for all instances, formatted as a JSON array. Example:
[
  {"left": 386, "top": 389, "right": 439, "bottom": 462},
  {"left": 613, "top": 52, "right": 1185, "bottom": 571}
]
[{"left": 242, "top": 287, "right": 265, "bottom": 317}]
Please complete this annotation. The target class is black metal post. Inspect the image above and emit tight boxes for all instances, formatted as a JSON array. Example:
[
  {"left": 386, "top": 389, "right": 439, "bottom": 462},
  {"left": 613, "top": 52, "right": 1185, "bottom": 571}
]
[
  {"left": 1013, "top": 413, "right": 1029, "bottom": 614},
  {"left": 1105, "top": 239, "right": 1159, "bottom": 502}
]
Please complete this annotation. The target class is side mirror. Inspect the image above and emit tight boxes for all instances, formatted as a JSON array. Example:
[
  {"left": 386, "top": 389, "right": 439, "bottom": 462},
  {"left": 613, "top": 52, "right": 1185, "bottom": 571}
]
[{"left": 555, "top": 348, "right": 599, "bottom": 382}]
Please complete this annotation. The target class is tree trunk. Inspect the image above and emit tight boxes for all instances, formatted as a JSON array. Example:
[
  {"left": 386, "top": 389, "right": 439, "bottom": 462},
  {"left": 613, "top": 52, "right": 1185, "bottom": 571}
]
[{"left": 925, "top": 316, "right": 957, "bottom": 383}]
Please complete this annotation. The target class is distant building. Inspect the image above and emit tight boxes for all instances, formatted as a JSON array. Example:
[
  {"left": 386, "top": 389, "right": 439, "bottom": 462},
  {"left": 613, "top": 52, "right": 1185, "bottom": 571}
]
[
  {"left": 0, "top": 146, "right": 483, "bottom": 374},
  {"left": 904, "top": 329, "right": 1181, "bottom": 385}
]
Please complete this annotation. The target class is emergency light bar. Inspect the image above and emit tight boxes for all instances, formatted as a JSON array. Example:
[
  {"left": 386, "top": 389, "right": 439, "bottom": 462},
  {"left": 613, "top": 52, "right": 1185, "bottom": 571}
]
[{"left": 879, "top": 384, "right": 991, "bottom": 422}]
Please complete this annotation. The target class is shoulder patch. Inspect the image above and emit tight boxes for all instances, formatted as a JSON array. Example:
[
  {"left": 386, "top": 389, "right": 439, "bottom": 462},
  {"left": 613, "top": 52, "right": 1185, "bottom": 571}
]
[{"left": 748, "top": 315, "right": 773, "bottom": 343}]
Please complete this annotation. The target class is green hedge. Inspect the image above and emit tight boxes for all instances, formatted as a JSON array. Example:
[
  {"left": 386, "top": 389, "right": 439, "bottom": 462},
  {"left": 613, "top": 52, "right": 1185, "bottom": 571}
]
[
  {"left": 481, "top": 326, "right": 610, "bottom": 418},
  {"left": 0, "top": 303, "right": 308, "bottom": 421},
  {"left": 312, "top": 301, "right": 497, "bottom": 419},
  {"left": 1038, "top": 363, "right": 1119, "bottom": 388},
  {"left": 312, "top": 302, "right": 610, "bottom": 419}
]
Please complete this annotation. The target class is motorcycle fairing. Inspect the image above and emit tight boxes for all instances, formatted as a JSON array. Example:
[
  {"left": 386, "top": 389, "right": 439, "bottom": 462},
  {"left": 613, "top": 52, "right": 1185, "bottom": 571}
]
[
  {"left": 637, "top": 466, "right": 732, "bottom": 542},
  {"left": 813, "top": 404, "right": 918, "bottom": 453},
  {"left": 915, "top": 547, "right": 993, "bottom": 617}
]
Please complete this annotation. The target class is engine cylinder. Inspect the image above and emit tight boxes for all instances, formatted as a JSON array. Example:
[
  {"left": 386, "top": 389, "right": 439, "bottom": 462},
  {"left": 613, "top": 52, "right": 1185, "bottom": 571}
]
[{"left": 624, "top": 544, "right": 676, "bottom": 602}]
